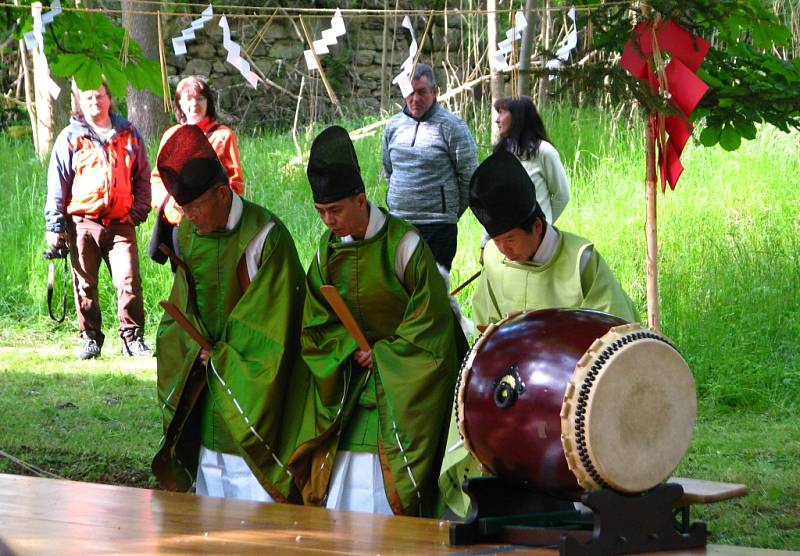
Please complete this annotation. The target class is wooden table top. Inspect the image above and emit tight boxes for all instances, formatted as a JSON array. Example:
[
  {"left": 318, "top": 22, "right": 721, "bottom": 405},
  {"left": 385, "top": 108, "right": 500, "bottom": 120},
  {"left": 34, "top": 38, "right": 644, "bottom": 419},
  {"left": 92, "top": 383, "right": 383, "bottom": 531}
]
[{"left": 0, "top": 474, "right": 796, "bottom": 555}]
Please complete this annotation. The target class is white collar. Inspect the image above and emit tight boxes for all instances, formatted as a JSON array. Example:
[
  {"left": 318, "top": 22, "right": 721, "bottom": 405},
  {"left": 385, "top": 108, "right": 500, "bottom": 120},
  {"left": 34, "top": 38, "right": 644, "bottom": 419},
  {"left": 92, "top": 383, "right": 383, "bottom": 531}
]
[
  {"left": 224, "top": 193, "right": 243, "bottom": 231},
  {"left": 341, "top": 201, "right": 385, "bottom": 242},
  {"left": 531, "top": 223, "right": 558, "bottom": 264}
]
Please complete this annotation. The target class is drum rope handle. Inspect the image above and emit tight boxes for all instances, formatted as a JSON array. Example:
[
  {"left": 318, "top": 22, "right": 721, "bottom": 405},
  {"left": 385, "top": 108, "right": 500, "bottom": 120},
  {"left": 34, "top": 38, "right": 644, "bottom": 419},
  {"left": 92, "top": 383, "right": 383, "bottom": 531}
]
[{"left": 570, "top": 329, "right": 678, "bottom": 489}]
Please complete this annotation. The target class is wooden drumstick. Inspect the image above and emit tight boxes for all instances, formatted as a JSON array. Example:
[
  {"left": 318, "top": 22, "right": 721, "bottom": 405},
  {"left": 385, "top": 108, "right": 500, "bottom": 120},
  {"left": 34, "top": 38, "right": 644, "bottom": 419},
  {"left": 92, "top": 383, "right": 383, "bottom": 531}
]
[
  {"left": 159, "top": 300, "right": 212, "bottom": 352},
  {"left": 450, "top": 269, "right": 482, "bottom": 297},
  {"left": 319, "top": 285, "right": 370, "bottom": 351},
  {"left": 158, "top": 243, "right": 190, "bottom": 275}
]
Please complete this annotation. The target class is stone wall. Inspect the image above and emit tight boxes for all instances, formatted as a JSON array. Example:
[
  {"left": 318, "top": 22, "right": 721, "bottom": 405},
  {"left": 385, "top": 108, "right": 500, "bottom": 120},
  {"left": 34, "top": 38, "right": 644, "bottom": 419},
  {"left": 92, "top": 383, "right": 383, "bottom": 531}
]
[{"left": 165, "top": 11, "right": 467, "bottom": 129}]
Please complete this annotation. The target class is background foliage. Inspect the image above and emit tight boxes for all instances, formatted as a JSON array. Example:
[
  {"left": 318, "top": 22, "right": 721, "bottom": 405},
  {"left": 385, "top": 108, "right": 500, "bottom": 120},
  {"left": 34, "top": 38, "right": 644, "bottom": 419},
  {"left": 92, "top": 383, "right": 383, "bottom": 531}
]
[{"left": 542, "top": 0, "right": 800, "bottom": 151}]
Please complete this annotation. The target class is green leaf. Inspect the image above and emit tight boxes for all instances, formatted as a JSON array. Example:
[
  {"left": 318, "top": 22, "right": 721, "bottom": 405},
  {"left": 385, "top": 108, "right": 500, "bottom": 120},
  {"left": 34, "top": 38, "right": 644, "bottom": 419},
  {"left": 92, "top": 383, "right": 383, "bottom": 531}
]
[
  {"left": 719, "top": 125, "right": 742, "bottom": 151},
  {"left": 72, "top": 58, "right": 103, "bottom": 91},
  {"left": 124, "top": 59, "right": 163, "bottom": 96},
  {"left": 101, "top": 63, "right": 128, "bottom": 99},
  {"left": 50, "top": 53, "right": 88, "bottom": 77},
  {"left": 699, "top": 124, "right": 722, "bottom": 147},
  {"left": 697, "top": 69, "right": 723, "bottom": 89},
  {"left": 733, "top": 118, "right": 757, "bottom": 141}
]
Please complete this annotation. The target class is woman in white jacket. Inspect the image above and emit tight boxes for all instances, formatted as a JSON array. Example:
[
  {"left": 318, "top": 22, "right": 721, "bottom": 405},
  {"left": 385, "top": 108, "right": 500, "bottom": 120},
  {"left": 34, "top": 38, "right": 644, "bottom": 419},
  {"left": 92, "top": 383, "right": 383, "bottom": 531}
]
[{"left": 493, "top": 96, "right": 569, "bottom": 224}]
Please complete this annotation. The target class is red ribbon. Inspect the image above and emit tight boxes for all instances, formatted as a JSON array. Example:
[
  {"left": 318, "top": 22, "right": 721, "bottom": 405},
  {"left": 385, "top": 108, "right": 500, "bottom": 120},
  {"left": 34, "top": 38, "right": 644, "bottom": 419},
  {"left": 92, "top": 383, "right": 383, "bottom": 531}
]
[{"left": 620, "top": 20, "right": 710, "bottom": 190}]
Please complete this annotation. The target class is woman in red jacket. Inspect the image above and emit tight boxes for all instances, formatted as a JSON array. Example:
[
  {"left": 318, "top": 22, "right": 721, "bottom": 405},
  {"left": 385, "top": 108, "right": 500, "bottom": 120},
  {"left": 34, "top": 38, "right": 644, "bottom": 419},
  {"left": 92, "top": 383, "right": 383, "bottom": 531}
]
[{"left": 150, "top": 76, "right": 245, "bottom": 235}]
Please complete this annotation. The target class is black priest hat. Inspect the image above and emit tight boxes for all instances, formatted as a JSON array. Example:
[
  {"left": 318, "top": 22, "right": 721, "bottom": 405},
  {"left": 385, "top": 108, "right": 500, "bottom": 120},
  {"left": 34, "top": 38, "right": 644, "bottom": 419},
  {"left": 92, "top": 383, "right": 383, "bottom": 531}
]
[
  {"left": 306, "top": 126, "right": 365, "bottom": 204},
  {"left": 469, "top": 150, "right": 543, "bottom": 237}
]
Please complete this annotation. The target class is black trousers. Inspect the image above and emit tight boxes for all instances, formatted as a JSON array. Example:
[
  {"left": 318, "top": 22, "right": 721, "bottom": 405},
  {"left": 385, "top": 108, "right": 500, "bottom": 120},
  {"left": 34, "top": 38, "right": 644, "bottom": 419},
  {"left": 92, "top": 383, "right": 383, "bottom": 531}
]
[{"left": 415, "top": 222, "right": 458, "bottom": 271}]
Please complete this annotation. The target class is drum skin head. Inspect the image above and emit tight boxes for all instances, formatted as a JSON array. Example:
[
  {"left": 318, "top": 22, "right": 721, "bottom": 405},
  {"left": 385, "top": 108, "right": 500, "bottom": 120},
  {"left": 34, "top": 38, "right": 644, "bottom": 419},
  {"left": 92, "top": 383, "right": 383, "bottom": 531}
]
[{"left": 561, "top": 324, "right": 696, "bottom": 492}]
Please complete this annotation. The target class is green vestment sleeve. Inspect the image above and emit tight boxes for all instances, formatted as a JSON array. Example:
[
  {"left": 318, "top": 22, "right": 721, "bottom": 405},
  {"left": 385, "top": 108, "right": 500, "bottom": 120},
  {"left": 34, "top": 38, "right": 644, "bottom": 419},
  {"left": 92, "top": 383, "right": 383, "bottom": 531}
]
[{"left": 579, "top": 248, "right": 639, "bottom": 323}]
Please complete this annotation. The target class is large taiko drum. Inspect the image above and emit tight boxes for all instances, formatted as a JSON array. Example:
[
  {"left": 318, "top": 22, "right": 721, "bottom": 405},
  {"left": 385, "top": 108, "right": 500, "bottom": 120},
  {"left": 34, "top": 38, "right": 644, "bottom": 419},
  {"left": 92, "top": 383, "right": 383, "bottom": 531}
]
[{"left": 457, "top": 308, "right": 696, "bottom": 500}]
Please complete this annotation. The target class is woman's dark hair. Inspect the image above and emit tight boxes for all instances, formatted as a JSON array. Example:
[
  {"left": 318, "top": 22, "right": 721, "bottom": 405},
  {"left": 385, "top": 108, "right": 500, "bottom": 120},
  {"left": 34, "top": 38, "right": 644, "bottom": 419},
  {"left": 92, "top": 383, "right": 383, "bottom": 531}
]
[
  {"left": 174, "top": 76, "right": 217, "bottom": 124},
  {"left": 493, "top": 96, "right": 550, "bottom": 159}
]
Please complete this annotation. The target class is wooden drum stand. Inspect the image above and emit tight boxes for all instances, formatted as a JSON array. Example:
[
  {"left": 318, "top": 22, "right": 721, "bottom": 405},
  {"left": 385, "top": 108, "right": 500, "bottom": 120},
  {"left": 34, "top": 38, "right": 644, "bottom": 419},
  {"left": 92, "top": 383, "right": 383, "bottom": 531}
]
[{"left": 449, "top": 476, "right": 748, "bottom": 556}]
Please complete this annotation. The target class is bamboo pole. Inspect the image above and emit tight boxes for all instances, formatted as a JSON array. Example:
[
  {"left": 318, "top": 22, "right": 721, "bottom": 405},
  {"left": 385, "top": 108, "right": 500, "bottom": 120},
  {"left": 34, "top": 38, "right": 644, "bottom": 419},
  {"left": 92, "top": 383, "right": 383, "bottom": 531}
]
[
  {"left": 487, "top": 0, "right": 502, "bottom": 144},
  {"left": 291, "top": 75, "right": 305, "bottom": 161},
  {"left": 379, "top": 0, "right": 390, "bottom": 113},
  {"left": 645, "top": 115, "right": 660, "bottom": 331},
  {"left": 156, "top": 11, "right": 172, "bottom": 113},
  {"left": 642, "top": 1, "right": 660, "bottom": 331},
  {"left": 410, "top": 10, "right": 435, "bottom": 73},
  {"left": 298, "top": 15, "right": 343, "bottom": 118}
]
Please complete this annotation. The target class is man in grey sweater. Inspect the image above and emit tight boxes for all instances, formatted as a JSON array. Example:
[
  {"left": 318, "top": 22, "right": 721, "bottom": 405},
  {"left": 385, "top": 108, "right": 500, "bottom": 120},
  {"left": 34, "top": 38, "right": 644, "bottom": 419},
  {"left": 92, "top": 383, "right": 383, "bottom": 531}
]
[{"left": 382, "top": 64, "right": 478, "bottom": 271}]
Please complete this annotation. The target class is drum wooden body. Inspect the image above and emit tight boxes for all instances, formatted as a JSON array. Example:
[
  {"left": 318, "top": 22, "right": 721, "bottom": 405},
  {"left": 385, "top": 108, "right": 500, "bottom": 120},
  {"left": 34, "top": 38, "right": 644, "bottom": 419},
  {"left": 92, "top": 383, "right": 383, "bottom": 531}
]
[{"left": 457, "top": 308, "right": 696, "bottom": 499}]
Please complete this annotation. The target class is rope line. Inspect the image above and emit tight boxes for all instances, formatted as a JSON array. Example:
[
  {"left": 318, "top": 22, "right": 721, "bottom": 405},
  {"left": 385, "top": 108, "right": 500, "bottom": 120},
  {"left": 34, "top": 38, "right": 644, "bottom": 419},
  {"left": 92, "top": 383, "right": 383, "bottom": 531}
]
[
  {"left": 1, "top": 2, "right": 633, "bottom": 20},
  {"left": 0, "top": 448, "right": 64, "bottom": 480}
]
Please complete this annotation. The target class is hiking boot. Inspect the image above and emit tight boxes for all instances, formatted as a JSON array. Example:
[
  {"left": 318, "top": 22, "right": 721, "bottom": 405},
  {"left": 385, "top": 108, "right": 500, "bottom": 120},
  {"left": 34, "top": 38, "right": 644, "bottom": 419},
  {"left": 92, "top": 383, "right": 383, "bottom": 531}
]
[
  {"left": 122, "top": 336, "right": 153, "bottom": 357},
  {"left": 78, "top": 332, "right": 102, "bottom": 359}
]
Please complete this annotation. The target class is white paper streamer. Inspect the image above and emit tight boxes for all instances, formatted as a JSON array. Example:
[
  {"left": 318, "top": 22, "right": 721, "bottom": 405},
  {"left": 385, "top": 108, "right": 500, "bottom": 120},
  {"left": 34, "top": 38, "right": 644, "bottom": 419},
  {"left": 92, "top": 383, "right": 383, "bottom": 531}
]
[
  {"left": 545, "top": 7, "right": 578, "bottom": 79},
  {"left": 390, "top": 16, "right": 418, "bottom": 98},
  {"left": 172, "top": 5, "right": 214, "bottom": 56},
  {"left": 490, "top": 11, "right": 528, "bottom": 72},
  {"left": 303, "top": 8, "right": 347, "bottom": 71},
  {"left": 30, "top": 3, "right": 60, "bottom": 100},
  {"left": 23, "top": 0, "right": 61, "bottom": 51},
  {"left": 219, "top": 16, "right": 260, "bottom": 89}
]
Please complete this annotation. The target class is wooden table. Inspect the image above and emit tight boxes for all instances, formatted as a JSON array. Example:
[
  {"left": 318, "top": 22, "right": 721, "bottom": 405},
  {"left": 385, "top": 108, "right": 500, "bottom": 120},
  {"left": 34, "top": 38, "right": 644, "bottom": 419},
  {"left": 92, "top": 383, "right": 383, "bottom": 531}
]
[{"left": 0, "top": 474, "right": 796, "bottom": 555}]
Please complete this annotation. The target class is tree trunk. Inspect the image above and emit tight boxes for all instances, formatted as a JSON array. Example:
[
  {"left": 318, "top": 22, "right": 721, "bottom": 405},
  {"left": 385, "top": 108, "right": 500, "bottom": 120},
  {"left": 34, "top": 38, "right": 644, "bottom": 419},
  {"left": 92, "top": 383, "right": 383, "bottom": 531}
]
[
  {"left": 121, "top": 0, "right": 169, "bottom": 144},
  {"left": 487, "top": 0, "right": 503, "bottom": 145},
  {"left": 537, "top": 0, "right": 551, "bottom": 108},
  {"left": 30, "top": 51, "right": 69, "bottom": 161},
  {"left": 517, "top": 0, "right": 536, "bottom": 96}
]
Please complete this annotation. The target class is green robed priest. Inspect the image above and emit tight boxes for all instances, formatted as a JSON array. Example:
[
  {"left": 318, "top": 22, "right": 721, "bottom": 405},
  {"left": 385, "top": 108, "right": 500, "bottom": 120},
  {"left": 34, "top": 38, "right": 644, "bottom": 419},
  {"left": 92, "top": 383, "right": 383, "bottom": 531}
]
[{"left": 151, "top": 125, "right": 306, "bottom": 503}]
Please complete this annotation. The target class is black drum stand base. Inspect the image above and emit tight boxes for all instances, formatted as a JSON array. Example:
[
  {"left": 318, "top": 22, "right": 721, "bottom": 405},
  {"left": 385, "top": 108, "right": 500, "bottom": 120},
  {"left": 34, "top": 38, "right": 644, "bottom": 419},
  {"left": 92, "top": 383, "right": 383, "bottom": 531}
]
[{"left": 449, "top": 477, "right": 707, "bottom": 555}]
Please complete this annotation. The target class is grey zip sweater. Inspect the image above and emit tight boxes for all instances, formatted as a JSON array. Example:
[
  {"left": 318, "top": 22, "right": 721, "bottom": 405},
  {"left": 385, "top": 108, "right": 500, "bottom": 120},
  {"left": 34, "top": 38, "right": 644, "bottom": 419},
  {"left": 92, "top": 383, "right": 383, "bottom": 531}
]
[{"left": 382, "top": 103, "right": 478, "bottom": 226}]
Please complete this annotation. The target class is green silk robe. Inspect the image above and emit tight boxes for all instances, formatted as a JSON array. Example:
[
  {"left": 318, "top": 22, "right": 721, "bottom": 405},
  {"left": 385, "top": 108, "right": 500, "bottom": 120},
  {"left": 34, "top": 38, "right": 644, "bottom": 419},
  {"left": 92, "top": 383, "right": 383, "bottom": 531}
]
[
  {"left": 287, "top": 211, "right": 459, "bottom": 517},
  {"left": 440, "top": 229, "right": 639, "bottom": 516},
  {"left": 152, "top": 200, "right": 306, "bottom": 502}
]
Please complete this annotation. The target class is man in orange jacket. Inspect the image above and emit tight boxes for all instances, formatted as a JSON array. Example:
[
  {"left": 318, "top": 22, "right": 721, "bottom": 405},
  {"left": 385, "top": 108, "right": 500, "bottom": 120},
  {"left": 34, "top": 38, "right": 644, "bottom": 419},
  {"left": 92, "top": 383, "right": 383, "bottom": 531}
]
[{"left": 45, "top": 83, "right": 152, "bottom": 359}]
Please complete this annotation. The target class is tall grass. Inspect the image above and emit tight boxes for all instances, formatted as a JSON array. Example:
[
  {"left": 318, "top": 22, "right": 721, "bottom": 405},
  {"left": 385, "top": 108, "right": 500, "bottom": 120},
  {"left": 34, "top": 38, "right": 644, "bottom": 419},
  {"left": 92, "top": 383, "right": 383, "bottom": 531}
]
[{"left": 1, "top": 104, "right": 798, "bottom": 412}]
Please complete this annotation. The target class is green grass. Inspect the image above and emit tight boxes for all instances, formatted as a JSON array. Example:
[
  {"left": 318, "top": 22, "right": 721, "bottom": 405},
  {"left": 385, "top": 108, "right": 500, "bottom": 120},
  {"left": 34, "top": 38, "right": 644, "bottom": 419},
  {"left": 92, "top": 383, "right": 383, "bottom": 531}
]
[
  {"left": 0, "top": 326, "right": 157, "bottom": 487},
  {"left": 1, "top": 104, "right": 799, "bottom": 549},
  {"left": 677, "top": 412, "right": 800, "bottom": 549}
]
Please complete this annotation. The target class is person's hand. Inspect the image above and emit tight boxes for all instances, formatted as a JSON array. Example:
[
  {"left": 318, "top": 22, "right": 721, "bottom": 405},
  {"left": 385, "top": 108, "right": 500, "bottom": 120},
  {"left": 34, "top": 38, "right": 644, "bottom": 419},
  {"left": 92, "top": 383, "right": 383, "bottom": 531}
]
[
  {"left": 199, "top": 347, "right": 210, "bottom": 365},
  {"left": 353, "top": 349, "right": 373, "bottom": 369},
  {"left": 46, "top": 231, "right": 64, "bottom": 248}
]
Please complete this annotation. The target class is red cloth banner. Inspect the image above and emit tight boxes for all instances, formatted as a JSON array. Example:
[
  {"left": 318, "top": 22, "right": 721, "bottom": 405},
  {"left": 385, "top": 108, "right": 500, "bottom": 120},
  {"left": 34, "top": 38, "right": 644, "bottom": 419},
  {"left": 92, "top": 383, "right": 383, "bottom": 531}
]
[{"left": 620, "top": 19, "right": 710, "bottom": 190}]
